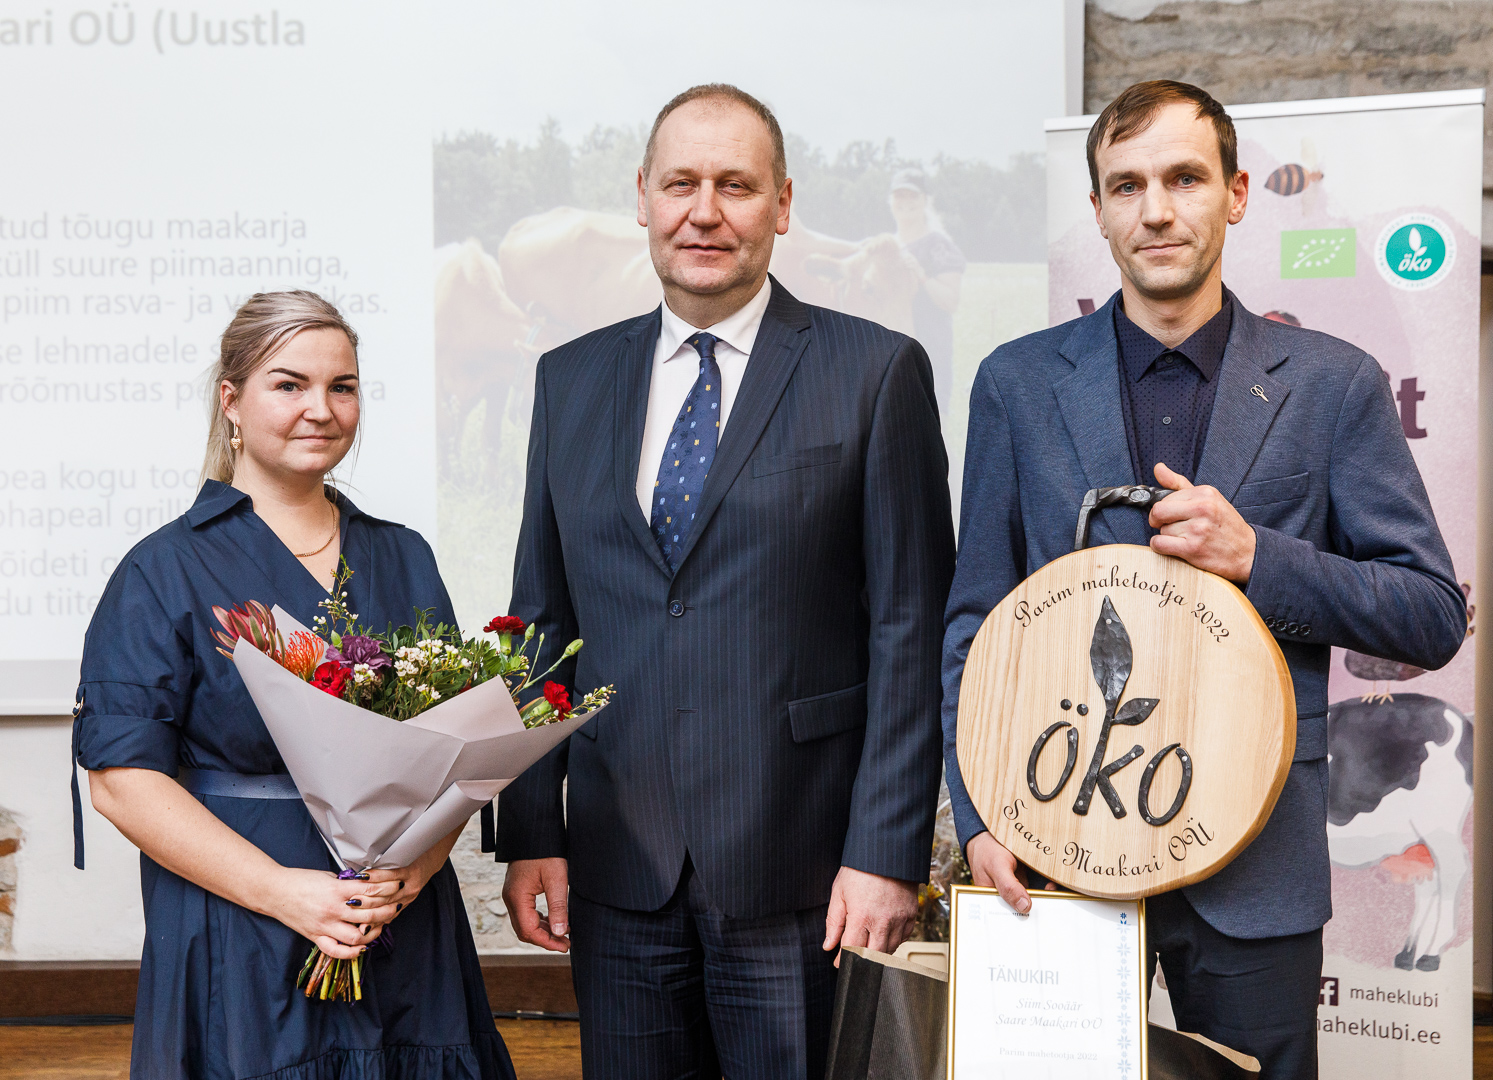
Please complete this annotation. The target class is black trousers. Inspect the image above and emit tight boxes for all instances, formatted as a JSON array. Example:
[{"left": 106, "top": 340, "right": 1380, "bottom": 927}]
[
  {"left": 568, "top": 858, "right": 839, "bottom": 1080},
  {"left": 1147, "top": 890, "right": 1323, "bottom": 1080}
]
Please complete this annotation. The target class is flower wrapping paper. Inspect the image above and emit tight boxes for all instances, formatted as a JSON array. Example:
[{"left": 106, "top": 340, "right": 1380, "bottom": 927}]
[{"left": 232, "top": 605, "right": 596, "bottom": 870}]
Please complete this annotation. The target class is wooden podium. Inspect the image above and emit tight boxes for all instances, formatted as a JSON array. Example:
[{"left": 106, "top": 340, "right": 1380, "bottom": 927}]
[{"left": 956, "top": 542, "right": 1295, "bottom": 898}]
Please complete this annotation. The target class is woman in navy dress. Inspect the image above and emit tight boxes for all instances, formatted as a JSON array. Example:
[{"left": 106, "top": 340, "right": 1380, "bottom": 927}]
[{"left": 73, "top": 291, "right": 517, "bottom": 1080}]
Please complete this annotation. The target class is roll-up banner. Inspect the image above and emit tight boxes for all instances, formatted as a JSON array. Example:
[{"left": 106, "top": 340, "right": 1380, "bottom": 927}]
[{"left": 1046, "top": 88, "right": 1483, "bottom": 1080}]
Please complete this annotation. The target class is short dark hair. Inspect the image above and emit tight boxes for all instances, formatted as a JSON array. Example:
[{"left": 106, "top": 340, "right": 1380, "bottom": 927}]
[
  {"left": 1086, "top": 80, "right": 1238, "bottom": 200},
  {"left": 642, "top": 83, "right": 787, "bottom": 188}
]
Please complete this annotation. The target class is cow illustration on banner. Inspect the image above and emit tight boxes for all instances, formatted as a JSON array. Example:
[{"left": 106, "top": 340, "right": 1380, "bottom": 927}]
[{"left": 1045, "top": 89, "right": 1483, "bottom": 1080}]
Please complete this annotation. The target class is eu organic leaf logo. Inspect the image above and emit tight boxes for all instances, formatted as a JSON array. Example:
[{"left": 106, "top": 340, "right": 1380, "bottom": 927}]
[
  {"left": 1408, "top": 227, "right": 1426, "bottom": 258},
  {"left": 1280, "top": 228, "right": 1356, "bottom": 279}
]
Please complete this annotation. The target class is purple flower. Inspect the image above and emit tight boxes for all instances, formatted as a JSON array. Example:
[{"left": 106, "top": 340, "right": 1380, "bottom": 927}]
[{"left": 328, "top": 635, "right": 392, "bottom": 672}]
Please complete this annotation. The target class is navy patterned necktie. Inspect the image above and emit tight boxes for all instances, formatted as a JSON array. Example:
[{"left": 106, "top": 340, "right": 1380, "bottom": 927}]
[{"left": 650, "top": 332, "right": 722, "bottom": 570}]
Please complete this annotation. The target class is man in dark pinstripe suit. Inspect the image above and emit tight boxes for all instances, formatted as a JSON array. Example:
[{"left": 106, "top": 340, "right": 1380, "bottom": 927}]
[{"left": 493, "top": 84, "right": 955, "bottom": 1078}]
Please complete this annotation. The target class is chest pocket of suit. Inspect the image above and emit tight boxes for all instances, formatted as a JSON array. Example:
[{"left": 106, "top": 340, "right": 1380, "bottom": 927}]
[
  {"left": 753, "top": 442, "right": 841, "bottom": 478},
  {"left": 1234, "top": 470, "right": 1309, "bottom": 509},
  {"left": 788, "top": 682, "right": 867, "bottom": 742}
]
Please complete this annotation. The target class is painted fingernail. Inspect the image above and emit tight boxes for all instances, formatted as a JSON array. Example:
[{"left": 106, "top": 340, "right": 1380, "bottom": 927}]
[
  {"left": 361, "top": 925, "right": 370, "bottom": 935},
  {"left": 395, "top": 903, "right": 402, "bottom": 912},
  {"left": 398, "top": 881, "right": 405, "bottom": 891},
  {"left": 345, "top": 898, "right": 362, "bottom": 907},
  {"left": 355, "top": 872, "right": 370, "bottom": 880}
]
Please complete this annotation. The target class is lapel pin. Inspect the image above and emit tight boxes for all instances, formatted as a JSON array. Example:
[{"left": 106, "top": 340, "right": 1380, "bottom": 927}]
[{"left": 1250, "top": 385, "right": 1269, "bottom": 402}]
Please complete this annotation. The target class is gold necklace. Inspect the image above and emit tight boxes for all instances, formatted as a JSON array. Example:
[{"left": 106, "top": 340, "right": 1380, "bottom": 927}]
[{"left": 294, "top": 502, "right": 339, "bottom": 560}]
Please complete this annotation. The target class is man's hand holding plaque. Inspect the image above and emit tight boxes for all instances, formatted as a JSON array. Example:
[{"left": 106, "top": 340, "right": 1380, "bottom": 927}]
[
  {"left": 1147, "top": 462, "right": 1258, "bottom": 585},
  {"left": 965, "top": 462, "right": 1279, "bottom": 905},
  {"left": 957, "top": 529, "right": 1295, "bottom": 902}
]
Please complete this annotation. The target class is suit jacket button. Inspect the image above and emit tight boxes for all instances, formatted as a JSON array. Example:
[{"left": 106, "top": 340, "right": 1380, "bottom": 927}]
[
  {"left": 1287, "top": 621, "right": 1299, "bottom": 635},
  {"left": 1264, "top": 616, "right": 1276, "bottom": 629},
  {"left": 1301, "top": 624, "right": 1312, "bottom": 637},
  {"left": 669, "top": 600, "right": 685, "bottom": 617}
]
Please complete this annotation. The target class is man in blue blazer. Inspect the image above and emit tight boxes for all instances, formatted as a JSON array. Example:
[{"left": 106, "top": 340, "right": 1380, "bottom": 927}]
[
  {"left": 944, "top": 81, "right": 1465, "bottom": 1078},
  {"left": 495, "top": 84, "right": 955, "bottom": 1078}
]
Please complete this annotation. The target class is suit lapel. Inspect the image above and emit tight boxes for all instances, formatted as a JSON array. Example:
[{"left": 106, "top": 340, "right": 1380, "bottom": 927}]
[
  {"left": 671, "top": 277, "right": 811, "bottom": 573},
  {"left": 613, "top": 308, "right": 671, "bottom": 575},
  {"left": 1195, "top": 297, "right": 1290, "bottom": 502},
  {"left": 1054, "top": 294, "right": 1146, "bottom": 546}
]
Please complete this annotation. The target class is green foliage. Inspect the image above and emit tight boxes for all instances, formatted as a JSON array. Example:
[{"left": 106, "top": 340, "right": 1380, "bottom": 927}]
[
  {"left": 433, "top": 120, "right": 575, "bottom": 255},
  {"left": 928, "top": 151, "right": 1047, "bottom": 263},
  {"left": 433, "top": 122, "right": 1045, "bottom": 261},
  {"left": 311, "top": 560, "right": 549, "bottom": 723},
  {"left": 783, "top": 135, "right": 900, "bottom": 240},
  {"left": 572, "top": 123, "right": 649, "bottom": 217},
  {"left": 783, "top": 137, "right": 1047, "bottom": 260},
  {"left": 436, "top": 391, "right": 531, "bottom": 634}
]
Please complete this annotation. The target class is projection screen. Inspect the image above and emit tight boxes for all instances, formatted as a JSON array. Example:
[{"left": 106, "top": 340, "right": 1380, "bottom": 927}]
[{"left": 0, "top": 0, "right": 1069, "bottom": 712}]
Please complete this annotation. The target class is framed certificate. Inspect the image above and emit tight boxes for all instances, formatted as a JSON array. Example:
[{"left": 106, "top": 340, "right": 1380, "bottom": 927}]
[{"left": 948, "top": 886, "right": 1148, "bottom": 1079}]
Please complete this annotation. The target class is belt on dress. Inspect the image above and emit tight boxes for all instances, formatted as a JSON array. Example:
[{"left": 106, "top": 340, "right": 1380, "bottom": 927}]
[{"left": 177, "top": 768, "right": 302, "bottom": 800}]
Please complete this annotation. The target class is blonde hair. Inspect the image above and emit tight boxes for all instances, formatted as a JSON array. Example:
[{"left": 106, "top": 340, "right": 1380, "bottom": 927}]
[{"left": 201, "top": 290, "right": 360, "bottom": 486}]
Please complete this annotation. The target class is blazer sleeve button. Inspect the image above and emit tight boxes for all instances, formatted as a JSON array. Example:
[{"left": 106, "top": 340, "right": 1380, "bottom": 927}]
[
  {"left": 1287, "top": 621, "right": 1299, "bottom": 635},
  {"left": 669, "top": 600, "right": 685, "bottom": 617},
  {"left": 1301, "top": 624, "right": 1312, "bottom": 637}
]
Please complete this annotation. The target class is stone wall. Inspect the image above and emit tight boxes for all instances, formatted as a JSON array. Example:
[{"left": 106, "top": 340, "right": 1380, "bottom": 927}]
[
  {"left": 1085, "top": 0, "right": 1493, "bottom": 200},
  {"left": 0, "top": 809, "right": 18, "bottom": 955},
  {"left": 449, "top": 815, "right": 533, "bottom": 953}
]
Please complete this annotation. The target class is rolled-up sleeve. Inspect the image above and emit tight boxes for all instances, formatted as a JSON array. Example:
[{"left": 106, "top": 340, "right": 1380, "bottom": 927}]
[
  {"left": 76, "top": 681, "right": 184, "bottom": 775},
  {"left": 75, "top": 559, "right": 190, "bottom": 776}
]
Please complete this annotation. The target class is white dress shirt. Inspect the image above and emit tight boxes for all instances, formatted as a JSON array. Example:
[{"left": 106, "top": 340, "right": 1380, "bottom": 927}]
[{"left": 635, "top": 278, "right": 773, "bottom": 518}]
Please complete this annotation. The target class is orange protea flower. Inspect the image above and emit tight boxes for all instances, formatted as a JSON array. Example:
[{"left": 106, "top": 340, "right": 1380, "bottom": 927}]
[
  {"left": 212, "top": 601, "right": 283, "bottom": 662},
  {"left": 280, "top": 631, "right": 329, "bottom": 680}
]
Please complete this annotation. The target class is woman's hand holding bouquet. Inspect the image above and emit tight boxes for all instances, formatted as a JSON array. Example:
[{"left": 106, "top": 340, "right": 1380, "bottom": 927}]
[{"left": 212, "top": 560, "right": 613, "bottom": 1001}]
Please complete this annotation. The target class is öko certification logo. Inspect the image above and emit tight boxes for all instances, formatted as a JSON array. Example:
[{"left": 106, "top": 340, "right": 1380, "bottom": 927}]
[{"left": 1375, "top": 213, "right": 1455, "bottom": 290}]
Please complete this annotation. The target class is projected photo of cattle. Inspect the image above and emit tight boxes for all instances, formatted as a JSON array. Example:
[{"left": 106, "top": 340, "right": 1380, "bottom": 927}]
[{"left": 429, "top": 121, "right": 1046, "bottom": 632}]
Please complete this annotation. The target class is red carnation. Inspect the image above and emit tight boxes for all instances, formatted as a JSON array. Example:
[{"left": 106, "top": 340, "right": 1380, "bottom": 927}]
[
  {"left": 484, "top": 616, "right": 527, "bottom": 636},
  {"left": 543, "top": 681, "right": 572, "bottom": 719},
  {"left": 311, "top": 661, "right": 352, "bottom": 698}
]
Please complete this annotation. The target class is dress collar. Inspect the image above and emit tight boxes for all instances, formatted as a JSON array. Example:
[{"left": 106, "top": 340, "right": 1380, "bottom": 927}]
[
  {"left": 185, "top": 480, "right": 251, "bottom": 526},
  {"left": 657, "top": 276, "right": 773, "bottom": 363},
  {"left": 186, "top": 479, "right": 393, "bottom": 529}
]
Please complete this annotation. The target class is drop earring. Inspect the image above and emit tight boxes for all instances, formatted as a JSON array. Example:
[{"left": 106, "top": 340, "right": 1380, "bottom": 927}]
[{"left": 229, "top": 424, "right": 242, "bottom": 452}]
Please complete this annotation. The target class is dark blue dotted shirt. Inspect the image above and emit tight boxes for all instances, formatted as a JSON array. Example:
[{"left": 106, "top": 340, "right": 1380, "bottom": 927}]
[{"left": 1114, "top": 293, "right": 1233, "bottom": 486}]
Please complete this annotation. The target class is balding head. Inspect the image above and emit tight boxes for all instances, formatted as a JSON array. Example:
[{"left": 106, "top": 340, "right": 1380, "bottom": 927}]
[{"left": 643, "top": 83, "right": 787, "bottom": 190}]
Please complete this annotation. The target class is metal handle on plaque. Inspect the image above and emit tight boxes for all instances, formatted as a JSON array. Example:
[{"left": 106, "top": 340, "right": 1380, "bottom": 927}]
[{"left": 1073, "top": 485, "right": 1172, "bottom": 552}]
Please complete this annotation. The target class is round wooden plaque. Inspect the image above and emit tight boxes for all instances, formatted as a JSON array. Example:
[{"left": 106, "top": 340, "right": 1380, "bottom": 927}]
[{"left": 956, "top": 545, "right": 1295, "bottom": 899}]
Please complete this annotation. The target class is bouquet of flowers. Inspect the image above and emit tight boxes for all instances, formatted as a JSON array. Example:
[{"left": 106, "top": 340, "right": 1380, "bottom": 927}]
[{"left": 214, "top": 561, "right": 611, "bottom": 1002}]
